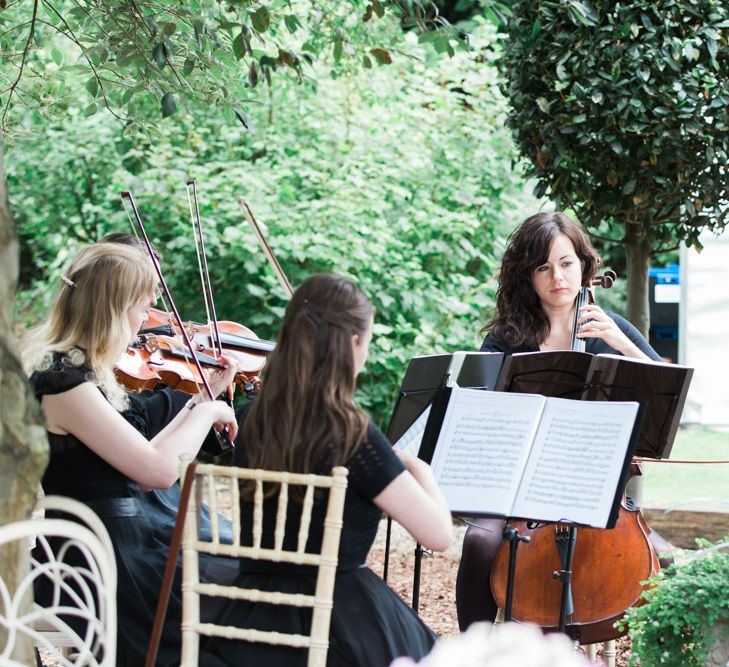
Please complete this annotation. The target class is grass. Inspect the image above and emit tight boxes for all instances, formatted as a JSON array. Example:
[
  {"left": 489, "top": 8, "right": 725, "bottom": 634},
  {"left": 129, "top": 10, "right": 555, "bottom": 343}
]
[{"left": 641, "top": 427, "right": 729, "bottom": 511}]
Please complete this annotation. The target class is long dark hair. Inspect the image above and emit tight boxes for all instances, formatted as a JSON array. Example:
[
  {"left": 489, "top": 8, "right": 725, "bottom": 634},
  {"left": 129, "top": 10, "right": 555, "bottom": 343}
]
[
  {"left": 484, "top": 212, "right": 600, "bottom": 348},
  {"left": 242, "top": 273, "right": 374, "bottom": 476}
]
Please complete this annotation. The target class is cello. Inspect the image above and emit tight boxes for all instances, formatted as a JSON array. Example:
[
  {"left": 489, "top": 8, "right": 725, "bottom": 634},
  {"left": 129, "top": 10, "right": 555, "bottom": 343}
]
[{"left": 489, "top": 272, "right": 661, "bottom": 645}]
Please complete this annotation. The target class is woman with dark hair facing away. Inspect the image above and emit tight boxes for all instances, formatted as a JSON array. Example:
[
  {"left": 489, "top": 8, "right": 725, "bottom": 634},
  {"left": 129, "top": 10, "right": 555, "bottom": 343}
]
[
  {"left": 455, "top": 211, "right": 667, "bottom": 630},
  {"left": 203, "top": 273, "right": 452, "bottom": 667},
  {"left": 22, "top": 242, "right": 239, "bottom": 666}
]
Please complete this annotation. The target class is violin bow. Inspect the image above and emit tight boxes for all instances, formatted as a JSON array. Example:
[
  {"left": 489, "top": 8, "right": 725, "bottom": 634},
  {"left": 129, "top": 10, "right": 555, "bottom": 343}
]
[
  {"left": 120, "top": 191, "right": 220, "bottom": 406},
  {"left": 238, "top": 197, "right": 295, "bottom": 299},
  {"left": 186, "top": 179, "right": 237, "bottom": 408},
  {"left": 186, "top": 178, "right": 224, "bottom": 358}
]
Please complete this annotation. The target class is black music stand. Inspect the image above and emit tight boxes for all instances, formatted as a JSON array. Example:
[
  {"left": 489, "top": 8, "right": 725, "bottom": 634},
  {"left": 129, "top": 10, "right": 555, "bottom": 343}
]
[
  {"left": 498, "top": 351, "right": 693, "bottom": 459},
  {"left": 383, "top": 352, "right": 504, "bottom": 606},
  {"left": 417, "top": 383, "right": 645, "bottom": 633},
  {"left": 494, "top": 350, "right": 692, "bottom": 636}
]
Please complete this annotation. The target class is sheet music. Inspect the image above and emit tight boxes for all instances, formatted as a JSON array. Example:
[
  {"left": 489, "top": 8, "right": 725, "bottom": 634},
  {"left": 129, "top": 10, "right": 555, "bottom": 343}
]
[
  {"left": 512, "top": 398, "right": 639, "bottom": 527},
  {"left": 429, "top": 389, "right": 545, "bottom": 516},
  {"left": 392, "top": 405, "right": 432, "bottom": 456}
]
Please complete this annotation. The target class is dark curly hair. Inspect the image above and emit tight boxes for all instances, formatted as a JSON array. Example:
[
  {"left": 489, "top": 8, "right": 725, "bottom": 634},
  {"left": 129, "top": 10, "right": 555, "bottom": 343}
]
[{"left": 483, "top": 212, "right": 600, "bottom": 348}]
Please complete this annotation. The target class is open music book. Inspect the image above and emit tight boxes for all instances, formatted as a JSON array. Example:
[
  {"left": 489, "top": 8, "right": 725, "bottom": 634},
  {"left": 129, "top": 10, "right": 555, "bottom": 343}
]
[
  {"left": 497, "top": 350, "right": 692, "bottom": 459},
  {"left": 386, "top": 351, "right": 504, "bottom": 444},
  {"left": 415, "top": 387, "right": 642, "bottom": 528}
]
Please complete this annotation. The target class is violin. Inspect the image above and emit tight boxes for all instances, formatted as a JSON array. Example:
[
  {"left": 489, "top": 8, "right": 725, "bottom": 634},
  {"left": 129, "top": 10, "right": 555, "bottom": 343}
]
[
  {"left": 490, "top": 269, "right": 661, "bottom": 644},
  {"left": 115, "top": 334, "right": 262, "bottom": 395},
  {"left": 116, "top": 183, "right": 275, "bottom": 402},
  {"left": 140, "top": 307, "right": 275, "bottom": 356}
]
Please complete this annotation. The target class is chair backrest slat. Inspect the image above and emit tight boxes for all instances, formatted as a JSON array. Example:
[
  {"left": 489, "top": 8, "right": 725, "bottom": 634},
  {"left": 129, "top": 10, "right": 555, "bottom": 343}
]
[
  {"left": 252, "top": 476, "right": 263, "bottom": 551},
  {"left": 231, "top": 475, "right": 241, "bottom": 546},
  {"left": 206, "top": 468, "right": 219, "bottom": 544},
  {"left": 179, "top": 461, "right": 348, "bottom": 667},
  {"left": 274, "top": 477, "right": 289, "bottom": 553},
  {"left": 297, "top": 482, "right": 315, "bottom": 554}
]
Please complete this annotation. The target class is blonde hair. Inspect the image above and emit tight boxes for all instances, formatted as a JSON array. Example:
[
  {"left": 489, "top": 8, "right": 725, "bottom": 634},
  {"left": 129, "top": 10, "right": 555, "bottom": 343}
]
[{"left": 22, "top": 243, "right": 157, "bottom": 411}]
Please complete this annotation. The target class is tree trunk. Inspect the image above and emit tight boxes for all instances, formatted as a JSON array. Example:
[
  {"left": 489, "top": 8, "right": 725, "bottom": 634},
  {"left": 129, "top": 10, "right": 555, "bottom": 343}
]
[
  {"left": 624, "top": 222, "right": 652, "bottom": 337},
  {"left": 0, "top": 137, "right": 48, "bottom": 663}
]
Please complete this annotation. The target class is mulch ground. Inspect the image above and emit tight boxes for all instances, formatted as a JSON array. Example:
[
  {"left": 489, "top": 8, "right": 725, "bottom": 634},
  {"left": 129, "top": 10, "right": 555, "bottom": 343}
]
[{"left": 367, "top": 519, "right": 633, "bottom": 666}]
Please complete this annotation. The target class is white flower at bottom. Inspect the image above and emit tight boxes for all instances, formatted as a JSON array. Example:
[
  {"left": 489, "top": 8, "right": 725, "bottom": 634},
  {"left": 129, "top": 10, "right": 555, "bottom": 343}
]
[{"left": 394, "top": 622, "right": 593, "bottom": 667}]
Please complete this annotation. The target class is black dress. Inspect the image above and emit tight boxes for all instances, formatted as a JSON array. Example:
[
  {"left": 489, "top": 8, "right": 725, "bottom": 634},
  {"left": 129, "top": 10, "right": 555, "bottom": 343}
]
[
  {"left": 125, "top": 388, "right": 234, "bottom": 546},
  {"left": 202, "top": 406, "right": 437, "bottom": 667},
  {"left": 29, "top": 354, "right": 185, "bottom": 667}
]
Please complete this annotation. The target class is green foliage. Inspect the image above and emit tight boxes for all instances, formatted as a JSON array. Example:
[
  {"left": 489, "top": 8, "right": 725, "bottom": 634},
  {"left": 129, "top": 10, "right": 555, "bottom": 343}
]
[
  {"left": 498, "top": 0, "right": 729, "bottom": 251},
  {"left": 8, "top": 21, "right": 533, "bottom": 427},
  {"left": 622, "top": 540, "right": 729, "bottom": 666},
  {"left": 0, "top": 0, "right": 458, "bottom": 133}
]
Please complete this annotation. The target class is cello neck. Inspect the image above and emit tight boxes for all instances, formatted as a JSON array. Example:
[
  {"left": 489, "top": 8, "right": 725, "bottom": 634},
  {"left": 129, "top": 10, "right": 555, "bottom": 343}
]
[{"left": 570, "top": 287, "right": 591, "bottom": 352}]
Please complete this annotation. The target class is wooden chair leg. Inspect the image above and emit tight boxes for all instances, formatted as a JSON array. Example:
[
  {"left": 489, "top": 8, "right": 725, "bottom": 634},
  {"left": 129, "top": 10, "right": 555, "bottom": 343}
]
[
  {"left": 584, "top": 643, "right": 597, "bottom": 660},
  {"left": 494, "top": 608, "right": 505, "bottom": 626},
  {"left": 602, "top": 639, "right": 616, "bottom": 667}
]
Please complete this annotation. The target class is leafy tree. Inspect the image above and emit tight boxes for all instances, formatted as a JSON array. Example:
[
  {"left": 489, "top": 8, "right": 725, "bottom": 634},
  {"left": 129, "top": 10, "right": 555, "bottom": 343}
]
[
  {"left": 0, "top": 0, "right": 455, "bottom": 130},
  {"left": 0, "top": 2, "right": 456, "bottom": 660},
  {"left": 497, "top": 0, "right": 729, "bottom": 333},
  {"left": 8, "top": 21, "right": 531, "bottom": 427}
]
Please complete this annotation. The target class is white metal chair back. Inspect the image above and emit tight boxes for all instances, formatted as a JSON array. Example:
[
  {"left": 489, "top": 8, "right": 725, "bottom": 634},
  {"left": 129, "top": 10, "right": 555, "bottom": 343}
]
[
  {"left": 179, "top": 458, "right": 348, "bottom": 667},
  {"left": 0, "top": 495, "right": 117, "bottom": 666}
]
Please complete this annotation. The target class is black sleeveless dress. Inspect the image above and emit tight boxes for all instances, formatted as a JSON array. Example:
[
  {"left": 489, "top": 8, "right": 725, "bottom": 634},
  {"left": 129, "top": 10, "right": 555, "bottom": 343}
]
[
  {"left": 201, "top": 405, "right": 437, "bottom": 667},
  {"left": 30, "top": 354, "right": 185, "bottom": 667}
]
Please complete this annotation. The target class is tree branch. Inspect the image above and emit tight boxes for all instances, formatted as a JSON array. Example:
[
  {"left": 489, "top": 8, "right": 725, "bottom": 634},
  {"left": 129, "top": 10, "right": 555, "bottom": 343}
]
[
  {"left": 2, "top": 0, "right": 39, "bottom": 130},
  {"left": 38, "top": 3, "right": 126, "bottom": 123}
]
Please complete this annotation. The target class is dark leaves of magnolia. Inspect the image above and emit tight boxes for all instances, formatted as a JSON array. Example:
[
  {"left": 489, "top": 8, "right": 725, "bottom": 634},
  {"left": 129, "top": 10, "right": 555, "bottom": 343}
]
[
  {"left": 152, "top": 42, "right": 167, "bottom": 66},
  {"left": 234, "top": 109, "right": 252, "bottom": 130},
  {"left": 248, "top": 62, "right": 258, "bottom": 87},
  {"left": 370, "top": 48, "right": 392, "bottom": 65},
  {"left": 284, "top": 14, "right": 299, "bottom": 33},
  {"left": 233, "top": 32, "right": 246, "bottom": 60},
  {"left": 278, "top": 50, "right": 295, "bottom": 67},
  {"left": 251, "top": 7, "right": 270, "bottom": 33},
  {"left": 161, "top": 92, "right": 176, "bottom": 117},
  {"left": 85, "top": 76, "right": 98, "bottom": 97}
]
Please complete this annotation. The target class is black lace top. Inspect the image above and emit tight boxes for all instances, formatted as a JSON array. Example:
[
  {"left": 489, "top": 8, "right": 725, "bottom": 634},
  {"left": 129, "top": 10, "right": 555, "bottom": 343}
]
[
  {"left": 234, "top": 403, "right": 405, "bottom": 571},
  {"left": 29, "top": 352, "right": 141, "bottom": 501}
]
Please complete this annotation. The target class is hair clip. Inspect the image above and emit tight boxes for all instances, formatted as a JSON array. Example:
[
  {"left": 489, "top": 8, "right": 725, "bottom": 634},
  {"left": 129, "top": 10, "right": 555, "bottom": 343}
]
[{"left": 60, "top": 275, "right": 77, "bottom": 288}]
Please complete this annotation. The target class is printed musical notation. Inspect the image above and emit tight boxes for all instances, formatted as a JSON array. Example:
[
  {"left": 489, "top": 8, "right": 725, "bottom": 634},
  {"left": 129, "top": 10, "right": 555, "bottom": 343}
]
[{"left": 427, "top": 388, "right": 639, "bottom": 527}]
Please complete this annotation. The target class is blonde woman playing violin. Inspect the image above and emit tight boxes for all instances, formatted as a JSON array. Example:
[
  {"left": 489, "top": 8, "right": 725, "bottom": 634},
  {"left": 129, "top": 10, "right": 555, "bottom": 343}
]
[{"left": 23, "top": 242, "right": 238, "bottom": 667}]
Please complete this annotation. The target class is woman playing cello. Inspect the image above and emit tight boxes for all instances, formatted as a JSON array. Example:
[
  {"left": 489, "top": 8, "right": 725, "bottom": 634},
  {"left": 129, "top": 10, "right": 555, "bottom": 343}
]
[
  {"left": 22, "top": 242, "right": 239, "bottom": 666},
  {"left": 455, "top": 211, "right": 668, "bottom": 630}
]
